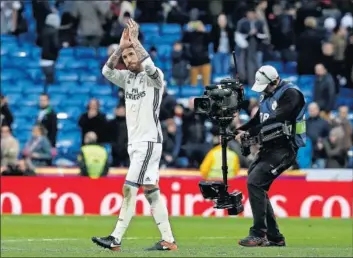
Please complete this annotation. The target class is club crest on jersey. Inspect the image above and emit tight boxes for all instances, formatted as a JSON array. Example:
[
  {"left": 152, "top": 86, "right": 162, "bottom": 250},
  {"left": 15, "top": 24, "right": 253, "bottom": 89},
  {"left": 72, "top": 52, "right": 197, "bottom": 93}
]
[
  {"left": 126, "top": 88, "right": 146, "bottom": 100},
  {"left": 272, "top": 100, "right": 277, "bottom": 110}
]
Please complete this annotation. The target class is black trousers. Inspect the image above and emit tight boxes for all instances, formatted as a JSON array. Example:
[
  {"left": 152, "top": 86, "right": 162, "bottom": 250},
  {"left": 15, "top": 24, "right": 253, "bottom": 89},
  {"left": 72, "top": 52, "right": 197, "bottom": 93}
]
[{"left": 247, "top": 145, "right": 297, "bottom": 239}]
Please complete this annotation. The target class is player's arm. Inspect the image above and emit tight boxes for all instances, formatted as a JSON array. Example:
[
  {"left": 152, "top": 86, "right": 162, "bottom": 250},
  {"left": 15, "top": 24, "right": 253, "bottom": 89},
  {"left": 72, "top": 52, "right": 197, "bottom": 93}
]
[
  {"left": 102, "top": 29, "right": 131, "bottom": 88},
  {"left": 128, "top": 19, "right": 164, "bottom": 89}
]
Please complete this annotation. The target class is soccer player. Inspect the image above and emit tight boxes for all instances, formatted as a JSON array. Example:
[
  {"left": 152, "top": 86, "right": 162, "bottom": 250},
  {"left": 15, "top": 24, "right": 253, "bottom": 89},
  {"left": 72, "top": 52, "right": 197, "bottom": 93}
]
[{"left": 91, "top": 19, "right": 177, "bottom": 251}]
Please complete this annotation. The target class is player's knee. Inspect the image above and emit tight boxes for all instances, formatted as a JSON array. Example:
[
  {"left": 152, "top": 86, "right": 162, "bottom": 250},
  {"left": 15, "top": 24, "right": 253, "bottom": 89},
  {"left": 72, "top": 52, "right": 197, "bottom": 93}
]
[
  {"left": 143, "top": 187, "right": 160, "bottom": 205},
  {"left": 122, "top": 184, "right": 137, "bottom": 199}
]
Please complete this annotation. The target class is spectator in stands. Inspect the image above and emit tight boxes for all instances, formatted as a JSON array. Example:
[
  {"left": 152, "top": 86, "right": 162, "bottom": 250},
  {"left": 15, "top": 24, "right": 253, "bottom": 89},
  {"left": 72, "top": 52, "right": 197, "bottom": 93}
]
[
  {"left": 171, "top": 41, "right": 190, "bottom": 86},
  {"left": 313, "top": 63, "right": 336, "bottom": 118},
  {"left": 0, "top": 1, "right": 27, "bottom": 36},
  {"left": 160, "top": 86, "right": 177, "bottom": 122},
  {"left": 161, "top": 118, "right": 184, "bottom": 168},
  {"left": 78, "top": 98, "right": 107, "bottom": 144},
  {"left": 330, "top": 25, "right": 348, "bottom": 86},
  {"left": 165, "top": 0, "right": 188, "bottom": 25},
  {"left": 107, "top": 104, "right": 129, "bottom": 167},
  {"left": 332, "top": 105, "right": 353, "bottom": 152},
  {"left": 1, "top": 159, "right": 36, "bottom": 176},
  {"left": 181, "top": 98, "right": 212, "bottom": 167},
  {"left": 58, "top": 1, "right": 77, "bottom": 47},
  {"left": 320, "top": 42, "right": 335, "bottom": 80},
  {"left": 344, "top": 31, "right": 353, "bottom": 89},
  {"left": 22, "top": 124, "right": 52, "bottom": 167},
  {"left": 149, "top": 46, "right": 162, "bottom": 67},
  {"left": 40, "top": 13, "right": 61, "bottom": 87},
  {"left": 306, "top": 102, "right": 330, "bottom": 168},
  {"left": 32, "top": 0, "right": 52, "bottom": 46},
  {"left": 268, "top": 3, "right": 296, "bottom": 62},
  {"left": 37, "top": 93, "right": 57, "bottom": 147},
  {"left": 210, "top": 13, "right": 235, "bottom": 75},
  {"left": 70, "top": 1, "right": 111, "bottom": 47},
  {"left": 0, "top": 95, "right": 13, "bottom": 128},
  {"left": 78, "top": 131, "right": 109, "bottom": 178},
  {"left": 318, "top": 126, "right": 348, "bottom": 168},
  {"left": 296, "top": 17, "right": 324, "bottom": 75},
  {"left": 200, "top": 135, "right": 240, "bottom": 179},
  {"left": 183, "top": 20, "right": 212, "bottom": 86},
  {"left": 1, "top": 125, "right": 19, "bottom": 167},
  {"left": 236, "top": 8, "right": 267, "bottom": 85}
]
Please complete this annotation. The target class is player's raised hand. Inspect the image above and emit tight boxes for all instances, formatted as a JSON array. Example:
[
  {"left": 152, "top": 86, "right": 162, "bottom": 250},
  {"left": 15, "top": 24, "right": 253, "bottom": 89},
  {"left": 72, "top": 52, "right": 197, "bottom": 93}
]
[
  {"left": 127, "top": 18, "right": 139, "bottom": 40},
  {"left": 119, "top": 28, "right": 132, "bottom": 50}
]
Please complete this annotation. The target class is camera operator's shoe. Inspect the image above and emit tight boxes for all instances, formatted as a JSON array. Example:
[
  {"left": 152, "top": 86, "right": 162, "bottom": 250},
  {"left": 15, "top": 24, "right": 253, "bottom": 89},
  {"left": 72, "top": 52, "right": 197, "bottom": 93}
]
[
  {"left": 91, "top": 236, "right": 121, "bottom": 251},
  {"left": 266, "top": 236, "right": 286, "bottom": 247},
  {"left": 145, "top": 240, "right": 178, "bottom": 251},
  {"left": 238, "top": 236, "right": 269, "bottom": 247}
]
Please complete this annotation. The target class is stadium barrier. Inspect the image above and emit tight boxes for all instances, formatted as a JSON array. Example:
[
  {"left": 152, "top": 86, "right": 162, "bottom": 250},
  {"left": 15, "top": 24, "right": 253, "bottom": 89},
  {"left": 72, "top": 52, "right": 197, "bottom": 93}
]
[{"left": 1, "top": 176, "right": 351, "bottom": 218}]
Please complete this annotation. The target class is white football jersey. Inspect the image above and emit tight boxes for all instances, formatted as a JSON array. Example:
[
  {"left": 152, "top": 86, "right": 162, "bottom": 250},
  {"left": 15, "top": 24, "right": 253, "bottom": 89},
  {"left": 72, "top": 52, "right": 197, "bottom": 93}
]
[{"left": 102, "top": 58, "right": 164, "bottom": 144}]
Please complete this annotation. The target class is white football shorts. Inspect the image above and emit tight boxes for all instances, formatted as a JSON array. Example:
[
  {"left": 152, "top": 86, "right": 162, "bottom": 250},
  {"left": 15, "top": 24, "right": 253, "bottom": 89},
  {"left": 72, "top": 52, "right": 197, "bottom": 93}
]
[{"left": 126, "top": 142, "right": 162, "bottom": 185}]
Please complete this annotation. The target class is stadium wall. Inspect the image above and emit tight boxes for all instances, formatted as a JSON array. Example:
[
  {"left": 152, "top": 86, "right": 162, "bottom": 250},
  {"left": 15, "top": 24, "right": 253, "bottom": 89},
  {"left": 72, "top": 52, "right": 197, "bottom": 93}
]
[{"left": 1, "top": 176, "right": 352, "bottom": 218}]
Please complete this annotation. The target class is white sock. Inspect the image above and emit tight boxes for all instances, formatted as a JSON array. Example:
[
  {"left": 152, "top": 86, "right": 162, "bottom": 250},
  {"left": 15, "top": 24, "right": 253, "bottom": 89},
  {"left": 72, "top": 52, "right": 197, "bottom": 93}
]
[
  {"left": 145, "top": 188, "right": 175, "bottom": 243},
  {"left": 111, "top": 184, "right": 138, "bottom": 240}
]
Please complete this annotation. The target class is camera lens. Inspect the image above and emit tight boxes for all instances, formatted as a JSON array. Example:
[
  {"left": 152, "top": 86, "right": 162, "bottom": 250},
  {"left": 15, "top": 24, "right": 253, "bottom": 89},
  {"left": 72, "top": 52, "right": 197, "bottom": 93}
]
[{"left": 199, "top": 100, "right": 210, "bottom": 111}]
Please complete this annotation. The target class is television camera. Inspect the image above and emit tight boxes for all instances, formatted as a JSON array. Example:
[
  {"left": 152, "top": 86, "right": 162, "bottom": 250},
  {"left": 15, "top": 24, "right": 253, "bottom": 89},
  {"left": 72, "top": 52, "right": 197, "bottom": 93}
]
[{"left": 194, "top": 52, "right": 246, "bottom": 215}]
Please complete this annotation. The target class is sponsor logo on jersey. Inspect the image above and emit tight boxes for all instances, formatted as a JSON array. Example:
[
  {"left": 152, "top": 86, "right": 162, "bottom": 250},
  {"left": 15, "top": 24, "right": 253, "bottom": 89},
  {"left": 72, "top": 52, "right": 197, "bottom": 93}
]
[{"left": 125, "top": 88, "right": 146, "bottom": 100}]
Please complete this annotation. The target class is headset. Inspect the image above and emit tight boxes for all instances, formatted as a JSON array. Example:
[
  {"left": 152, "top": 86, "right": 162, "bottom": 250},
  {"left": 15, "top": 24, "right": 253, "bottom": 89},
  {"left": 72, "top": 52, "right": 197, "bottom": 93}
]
[{"left": 258, "top": 70, "right": 278, "bottom": 86}]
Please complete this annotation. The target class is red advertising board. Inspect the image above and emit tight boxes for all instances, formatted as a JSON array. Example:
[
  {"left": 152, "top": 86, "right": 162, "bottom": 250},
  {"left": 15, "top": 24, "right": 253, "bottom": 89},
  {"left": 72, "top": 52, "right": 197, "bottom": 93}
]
[{"left": 1, "top": 177, "right": 352, "bottom": 218}]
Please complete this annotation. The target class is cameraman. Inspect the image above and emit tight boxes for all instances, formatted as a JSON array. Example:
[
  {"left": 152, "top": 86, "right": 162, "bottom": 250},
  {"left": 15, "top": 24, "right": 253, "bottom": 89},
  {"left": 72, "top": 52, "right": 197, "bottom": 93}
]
[{"left": 236, "top": 65, "right": 306, "bottom": 247}]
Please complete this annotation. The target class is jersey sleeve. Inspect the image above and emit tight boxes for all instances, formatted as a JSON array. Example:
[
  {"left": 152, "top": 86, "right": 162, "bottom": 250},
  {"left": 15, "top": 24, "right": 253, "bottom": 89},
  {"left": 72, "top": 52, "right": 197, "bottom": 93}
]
[
  {"left": 141, "top": 57, "right": 164, "bottom": 89},
  {"left": 102, "top": 65, "right": 129, "bottom": 89}
]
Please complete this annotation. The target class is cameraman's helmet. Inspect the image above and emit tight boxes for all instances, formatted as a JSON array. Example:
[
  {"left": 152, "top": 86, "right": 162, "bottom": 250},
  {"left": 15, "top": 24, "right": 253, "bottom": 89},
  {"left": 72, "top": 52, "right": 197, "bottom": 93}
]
[{"left": 252, "top": 65, "right": 279, "bottom": 92}]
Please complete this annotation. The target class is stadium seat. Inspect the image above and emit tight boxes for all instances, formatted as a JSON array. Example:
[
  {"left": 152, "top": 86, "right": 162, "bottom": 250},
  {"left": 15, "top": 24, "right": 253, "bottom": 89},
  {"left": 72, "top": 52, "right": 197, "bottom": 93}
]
[
  {"left": 26, "top": 68, "right": 45, "bottom": 82},
  {"left": 85, "top": 59, "right": 101, "bottom": 70},
  {"left": 58, "top": 119, "right": 78, "bottom": 132},
  {"left": 22, "top": 85, "right": 45, "bottom": 95},
  {"left": 79, "top": 73, "right": 98, "bottom": 83},
  {"left": 161, "top": 24, "right": 181, "bottom": 35},
  {"left": 75, "top": 47, "right": 96, "bottom": 58},
  {"left": 30, "top": 46, "right": 41, "bottom": 59},
  {"left": 9, "top": 48, "right": 31, "bottom": 58},
  {"left": 298, "top": 75, "right": 315, "bottom": 86},
  {"left": 65, "top": 60, "right": 88, "bottom": 69},
  {"left": 49, "top": 93, "right": 67, "bottom": 105},
  {"left": 284, "top": 61, "right": 297, "bottom": 74},
  {"left": 1, "top": 42, "right": 18, "bottom": 56},
  {"left": 297, "top": 138, "right": 312, "bottom": 168},
  {"left": 97, "top": 47, "right": 108, "bottom": 59},
  {"left": 180, "top": 85, "right": 204, "bottom": 98},
  {"left": 212, "top": 74, "right": 230, "bottom": 84},
  {"left": 59, "top": 48, "right": 75, "bottom": 57},
  {"left": 56, "top": 70, "right": 79, "bottom": 82},
  {"left": 22, "top": 94, "right": 40, "bottom": 107},
  {"left": 12, "top": 118, "right": 31, "bottom": 131},
  {"left": 6, "top": 93, "right": 22, "bottom": 106},
  {"left": 280, "top": 73, "right": 298, "bottom": 84},
  {"left": 26, "top": 60, "right": 41, "bottom": 69},
  {"left": 167, "top": 85, "right": 180, "bottom": 96},
  {"left": 140, "top": 23, "right": 159, "bottom": 34},
  {"left": 91, "top": 85, "right": 112, "bottom": 96},
  {"left": 14, "top": 106, "right": 38, "bottom": 119},
  {"left": 2, "top": 83, "right": 22, "bottom": 94},
  {"left": 159, "top": 34, "right": 181, "bottom": 45},
  {"left": 1, "top": 69, "right": 28, "bottom": 81},
  {"left": 64, "top": 95, "right": 90, "bottom": 107},
  {"left": 60, "top": 106, "right": 82, "bottom": 121},
  {"left": 6, "top": 56, "right": 33, "bottom": 68},
  {"left": 47, "top": 84, "right": 71, "bottom": 95},
  {"left": 158, "top": 45, "right": 172, "bottom": 60},
  {"left": 68, "top": 85, "right": 91, "bottom": 96}
]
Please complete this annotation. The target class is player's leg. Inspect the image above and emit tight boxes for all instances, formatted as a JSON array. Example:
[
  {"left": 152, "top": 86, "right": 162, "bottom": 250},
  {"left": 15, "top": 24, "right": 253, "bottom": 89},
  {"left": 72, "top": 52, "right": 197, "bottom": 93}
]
[
  {"left": 142, "top": 142, "right": 177, "bottom": 251},
  {"left": 265, "top": 196, "right": 286, "bottom": 246},
  {"left": 92, "top": 143, "right": 147, "bottom": 251}
]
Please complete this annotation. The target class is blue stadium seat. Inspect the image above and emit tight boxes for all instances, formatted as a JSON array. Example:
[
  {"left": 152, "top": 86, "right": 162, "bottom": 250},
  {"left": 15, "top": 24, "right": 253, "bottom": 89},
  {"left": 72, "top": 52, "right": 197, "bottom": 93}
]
[
  {"left": 2, "top": 83, "right": 22, "bottom": 94},
  {"left": 6, "top": 56, "right": 33, "bottom": 68},
  {"left": 8, "top": 48, "right": 31, "bottom": 58},
  {"left": 298, "top": 75, "right": 315, "bottom": 86},
  {"left": 297, "top": 137, "right": 312, "bottom": 168},
  {"left": 49, "top": 93, "right": 67, "bottom": 105},
  {"left": 180, "top": 85, "right": 204, "bottom": 98},
  {"left": 58, "top": 119, "right": 78, "bottom": 132},
  {"left": 140, "top": 23, "right": 159, "bottom": 33},
  {"left": 22, "top": 94, "right": 40, "bottom": 107},
  {"left": 98, "top": 47, "right": 108, "bottom": 59},
  {"left": 79, "top": 73, "right": 98, "bottom": 83},
  {"left": 159, "top": 34, "right": 181, "bottom": 45},
  {"left": 158, "top": 45, "right": 172, "bottom": 60},
  {"left": 280, "top": 73, "right": 298, "bottom": 84},
  {"left": 1, "top": 69, "right": 28, "bottom": 81},
  {"left": 47, "top": 84, "right": 71, "bottom": 95},
  {"left": 264, "top": 61, "right": 284, "bottom": 74},
  {"left": 29, "top": 46, "right": 41, "bottom": 59},
  {"left": 14, "top": 106, "right": 38, "bottom": 119},
  {"left": 56, "top": 131, "right": 81, "bottom": 153},
  {"left": 26, "top": 68, "right": 45, "bottom": 82},
  {"left": 161, "top": 24, "right": 181, "bottom": 35},
  {"left": 1, "top": 42, "right": 18, "bottom": 56},
  {"left": 85, "top": 59, "right": 101, "bottom": 70},
  {"left": 1, "top": 34, "right": 18, "bottom": 43},
  {"left": 6, "top": 93, "right": 22, "bottom": 106},
  {"left": 27, "top": 60, "right": 41, "bottom": 69},
  {"left": 68, "top": 86, "right": 91, "bottom": 95},
  {"left": 15, "top": 131, "right": 32, "bottom": 144},
  {"left": 59, "top": 48, "right": 75, "bottom": 57},
  {"left": 22, "top": 85, "right": 45, "bottom": 95},
  {"left": 167, "top": 85, "right": 180, "bottom": 96},
  {"left": 144, "top": 33, "right": 160, "bottom": 44},
  {"left": 103, "top": 97, "right": 118, "bottom": 110},
  {"left": 284, "top": 61, "right": 297, "bottom": 74},
  {"left": 60, "top": 106, "right": 82, "bottom": 121},
  {"left": 212, "top": 74, "right": 230, "bottom": 83},
  {"left": 75, "top": 47, "right": 96, "bottom": 58},
  {"left": 56, "top": 70, "right": 79, "bottom": 82},
  {"left": 91, "top": 85, "right": 112, "bottom": 96},
  {"left": 56, "top": 56, "right": 77, "bottom": 70},
  {"left": 12, "top": 118, "right": 31, "bottom": 131},
  {"left": 65, "top": 60, "right": 87, "bottom": 69}
]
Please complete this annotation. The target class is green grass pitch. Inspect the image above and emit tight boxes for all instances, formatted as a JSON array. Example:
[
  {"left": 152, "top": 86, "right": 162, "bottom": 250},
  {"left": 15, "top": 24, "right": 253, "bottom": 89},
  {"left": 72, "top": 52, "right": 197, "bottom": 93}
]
[{"left": 1, "top": 215, "right": 352, "bottom": 257}]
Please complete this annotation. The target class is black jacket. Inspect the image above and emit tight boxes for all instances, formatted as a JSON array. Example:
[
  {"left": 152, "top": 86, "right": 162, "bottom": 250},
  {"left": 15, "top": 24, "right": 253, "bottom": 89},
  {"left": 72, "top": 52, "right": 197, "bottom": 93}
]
[
  {"left": 37, "top": 108, "right": 57, "bottom": 147},
  {"left": 78, "top": 112, "right": 107, "bottom": 144},
  {"left": 1, "top": 104, "right": 14, "bottom": 128},
  {"left": 182, "top": 31, "right": 211, "bottom": 66},
  {"left": 41, "top": 25, "right": 60, "bottom": 61},
  {"left": 210, "top": 25, "right": 235, "bottom": 53}
]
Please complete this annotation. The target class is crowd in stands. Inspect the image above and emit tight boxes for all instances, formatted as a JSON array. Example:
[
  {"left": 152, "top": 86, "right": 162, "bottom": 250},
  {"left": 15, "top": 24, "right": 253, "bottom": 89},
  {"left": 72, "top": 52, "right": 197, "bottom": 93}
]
[{"left": 1, "top": 0, "right": 353, "bottom": 176}]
